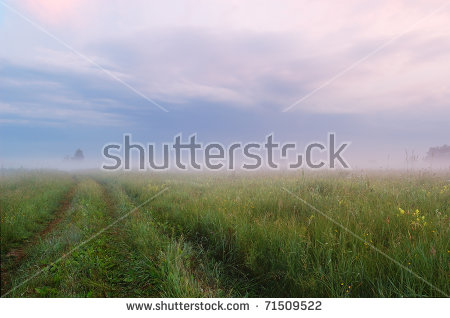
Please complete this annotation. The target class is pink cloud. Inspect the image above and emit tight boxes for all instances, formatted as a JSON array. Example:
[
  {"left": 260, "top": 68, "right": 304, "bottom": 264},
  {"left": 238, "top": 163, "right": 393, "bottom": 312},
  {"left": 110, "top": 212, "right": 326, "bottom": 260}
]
[{"left": 21, "top": 0, "right": 87, "bottom": 24}]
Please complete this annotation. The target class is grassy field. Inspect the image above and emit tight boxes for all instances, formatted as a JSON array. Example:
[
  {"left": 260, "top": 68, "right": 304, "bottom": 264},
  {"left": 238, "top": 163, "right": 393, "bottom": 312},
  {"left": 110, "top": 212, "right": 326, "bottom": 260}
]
[{"left": 1, "top": 170, "right": 449, "bottom": 297}]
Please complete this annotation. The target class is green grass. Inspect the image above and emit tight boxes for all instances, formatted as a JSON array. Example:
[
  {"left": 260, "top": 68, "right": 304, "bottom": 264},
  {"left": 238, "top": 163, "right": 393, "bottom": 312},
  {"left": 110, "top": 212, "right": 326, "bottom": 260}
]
[
  {"left": 1, "top": 170, "right": 449, "bottom": 297},
  {"left": 114, "top": 171, "right": 450, "bottom": 297},
  {"left": 2, "top": 178, "right": 111, "bottom": 296},
  {"left": 0, "top": 172, "right": 75, "bottom": 255}
]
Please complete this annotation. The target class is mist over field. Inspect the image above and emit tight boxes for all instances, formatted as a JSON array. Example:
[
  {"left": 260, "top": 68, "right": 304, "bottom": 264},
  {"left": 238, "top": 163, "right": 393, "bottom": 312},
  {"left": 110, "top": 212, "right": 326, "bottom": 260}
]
[{"left": 1, "top": 148, "right": 448, "bottom": 171}]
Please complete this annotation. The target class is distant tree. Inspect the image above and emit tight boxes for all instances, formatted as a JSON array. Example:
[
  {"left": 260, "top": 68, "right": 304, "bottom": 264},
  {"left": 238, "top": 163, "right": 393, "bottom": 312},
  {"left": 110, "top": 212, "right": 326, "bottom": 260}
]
[
  {"left": 72, "top": 149, "right": 84, "bottom": 161},
  {"left": 424, "top": 145, "right": 450, "bottom": 162}
]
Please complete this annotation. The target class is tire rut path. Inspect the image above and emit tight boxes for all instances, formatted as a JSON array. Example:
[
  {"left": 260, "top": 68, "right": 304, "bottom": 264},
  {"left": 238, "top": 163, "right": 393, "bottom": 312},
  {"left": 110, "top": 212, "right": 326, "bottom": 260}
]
[{"left": 1, "top": 182, "right": 78, "bottom": 292}]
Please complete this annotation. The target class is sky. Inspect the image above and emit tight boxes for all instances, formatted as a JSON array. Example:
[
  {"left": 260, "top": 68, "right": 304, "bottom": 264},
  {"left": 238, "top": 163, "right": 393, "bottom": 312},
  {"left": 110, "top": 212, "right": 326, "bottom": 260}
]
[{"left": 0, "top": 0, "right": 449, "bottom": 169}]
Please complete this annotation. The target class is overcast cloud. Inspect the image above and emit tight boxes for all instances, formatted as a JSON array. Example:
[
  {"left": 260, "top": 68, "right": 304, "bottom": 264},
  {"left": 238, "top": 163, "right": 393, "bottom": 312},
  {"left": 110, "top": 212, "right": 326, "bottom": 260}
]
[{"left": 0, "top": 0, "right": 449, "bottom": 168}]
